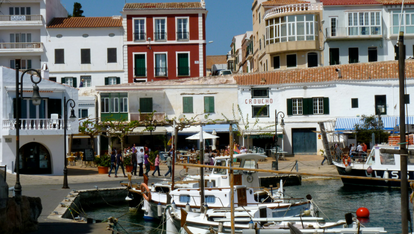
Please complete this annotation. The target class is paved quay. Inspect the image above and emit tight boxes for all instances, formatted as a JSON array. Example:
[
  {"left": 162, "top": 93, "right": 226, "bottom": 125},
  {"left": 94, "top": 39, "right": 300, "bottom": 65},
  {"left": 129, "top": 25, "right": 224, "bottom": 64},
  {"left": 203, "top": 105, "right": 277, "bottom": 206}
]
[{"left": 4, "top": 154, "right": 339, "bottom": 234}]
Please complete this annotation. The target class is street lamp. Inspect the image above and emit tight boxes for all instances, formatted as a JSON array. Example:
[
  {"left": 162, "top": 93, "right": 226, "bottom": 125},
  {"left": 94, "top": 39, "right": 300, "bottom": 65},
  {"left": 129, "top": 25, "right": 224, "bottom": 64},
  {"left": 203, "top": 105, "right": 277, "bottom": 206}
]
[
  {"left": 274, "top": 110, "right": 285, "bottom": 170},
  {"left": 14, "top": 64, "right": 43, "bottom": 200},
  {"left": 62, "top": 97, "right": 76, "bottom": 189}
]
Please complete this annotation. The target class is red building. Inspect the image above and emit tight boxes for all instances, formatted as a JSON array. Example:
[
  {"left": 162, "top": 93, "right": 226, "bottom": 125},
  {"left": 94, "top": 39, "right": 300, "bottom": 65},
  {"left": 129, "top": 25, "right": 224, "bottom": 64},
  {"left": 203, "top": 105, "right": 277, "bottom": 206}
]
[{"left": 122, "top": 1, "right": 207, "bottom": 83}]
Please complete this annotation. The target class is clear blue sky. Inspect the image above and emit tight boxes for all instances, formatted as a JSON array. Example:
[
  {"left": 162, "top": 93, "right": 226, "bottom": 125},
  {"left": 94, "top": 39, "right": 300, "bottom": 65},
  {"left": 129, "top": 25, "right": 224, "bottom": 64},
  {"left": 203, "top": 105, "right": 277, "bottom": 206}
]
[{"left": 60, "top": 0, "right": 253, "bottom": 56}]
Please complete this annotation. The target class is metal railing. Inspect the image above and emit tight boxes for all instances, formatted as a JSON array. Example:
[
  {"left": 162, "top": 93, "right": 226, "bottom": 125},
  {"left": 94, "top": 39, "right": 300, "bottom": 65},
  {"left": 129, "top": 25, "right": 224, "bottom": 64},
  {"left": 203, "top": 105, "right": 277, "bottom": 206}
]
[
  {"left": 264, "top": 3, "right": 323, "bottom": 19},
  {"left": 326, "top": 27, "right": 382, "bottom": 39},
  {"left": 130, "top": 112, "right": 166, "bottom": 121},
  {"left": 0, "top": 42, "right": 43, "bottom": 49},
  {"left": 155, "top": 67, "right": 167, "bottom": 76},
  {"left": 154, "top": 32, "right": 167, "bottom": 41},
  {"left": 176, "top": 32, "right": 189, "bottom": 40},
  {"left": 0, "top": 15, "right": 42, "bottom": 22},
  {"left": 134, "top": 32, "right": 146, "bottom": 41},
  {"left": 2, "top": 118, "right": 72, "bottom": 130}
]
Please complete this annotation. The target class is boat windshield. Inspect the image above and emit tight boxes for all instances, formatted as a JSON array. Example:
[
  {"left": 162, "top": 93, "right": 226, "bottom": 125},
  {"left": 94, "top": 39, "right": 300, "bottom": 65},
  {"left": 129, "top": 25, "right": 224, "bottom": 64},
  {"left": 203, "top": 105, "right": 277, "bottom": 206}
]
[
  {"left": 213, "top": 160, "right": 227, "bottom": 175},
  {"left": 366, "top": 150, "right": 375, "bottom": 165},
  {"left": 380, "top": 153, "right": 395, "bottom": 165}
]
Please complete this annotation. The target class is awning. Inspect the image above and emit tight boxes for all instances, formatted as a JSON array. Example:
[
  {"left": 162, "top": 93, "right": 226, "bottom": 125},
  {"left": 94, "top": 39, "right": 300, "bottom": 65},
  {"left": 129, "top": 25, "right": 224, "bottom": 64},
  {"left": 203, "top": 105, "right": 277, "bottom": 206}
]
[
  {"left": 165, "top": 124, "right": 237, "bottom": 134},
  {"left": 130, "top": 126, "right": 167, "bottom": 135},
  {"left": 335, "top": 116, "right": 414, "bottom": 131},
  {"left": 72, "top": 134, "right": 97, "bottom": 139}
]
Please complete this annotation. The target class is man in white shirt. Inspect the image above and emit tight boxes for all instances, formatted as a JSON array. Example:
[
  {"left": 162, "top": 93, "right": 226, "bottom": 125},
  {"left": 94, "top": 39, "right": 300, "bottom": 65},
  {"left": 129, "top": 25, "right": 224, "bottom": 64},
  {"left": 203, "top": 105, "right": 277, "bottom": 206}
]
[{"left": 137, "top": 148, "right": 144, "bottom": 176}]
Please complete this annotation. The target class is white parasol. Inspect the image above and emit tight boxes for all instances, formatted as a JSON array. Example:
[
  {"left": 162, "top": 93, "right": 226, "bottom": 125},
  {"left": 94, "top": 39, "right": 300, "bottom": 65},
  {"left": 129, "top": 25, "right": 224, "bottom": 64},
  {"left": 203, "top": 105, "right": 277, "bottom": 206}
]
[
  {"left": 186, "top": 131, "right": 219, "bottom": 140},
  {"left": 211, "top": 130, "right": 217, "bottom": 150}
]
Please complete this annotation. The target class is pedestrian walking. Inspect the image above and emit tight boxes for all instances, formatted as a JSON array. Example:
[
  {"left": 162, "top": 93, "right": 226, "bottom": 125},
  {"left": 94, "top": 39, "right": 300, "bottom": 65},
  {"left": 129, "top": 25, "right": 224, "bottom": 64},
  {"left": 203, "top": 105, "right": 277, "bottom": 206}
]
[
  {"left": 137, "top": 148, "right": 144, "bottom": 176},
  {"left": 131, "top": 148, "right": 137, "bottom": 176},
  {"left": 108, "top": 149, "right": 116, "bottom": 177},
  {"left": 144, "top": 151, "right": 152, "bottom": 176},
  {"left": 165, "top": 155, "right": 172, "bottom": 177},
  {"left": 115, "top": 149, "right": 127, "bottom": 178},
  {"left": 152, "top": 154, "right": 161, "bottom": 176}
]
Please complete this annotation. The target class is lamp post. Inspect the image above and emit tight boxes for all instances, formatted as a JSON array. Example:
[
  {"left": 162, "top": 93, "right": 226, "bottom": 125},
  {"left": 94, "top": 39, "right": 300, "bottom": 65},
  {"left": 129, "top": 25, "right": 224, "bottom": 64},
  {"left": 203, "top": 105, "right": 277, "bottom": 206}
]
[
  {"left": 15, "top": 64, "right": 42, "bottom": 200},
  {"left": 377, "top": 109, "right": 383, "bottom": 145},
  {"left": 62, "top": 97, "right": 76, "bottom": 189},
  {"left": 274, "top": 110, "right": 285, "bottom": 171}
]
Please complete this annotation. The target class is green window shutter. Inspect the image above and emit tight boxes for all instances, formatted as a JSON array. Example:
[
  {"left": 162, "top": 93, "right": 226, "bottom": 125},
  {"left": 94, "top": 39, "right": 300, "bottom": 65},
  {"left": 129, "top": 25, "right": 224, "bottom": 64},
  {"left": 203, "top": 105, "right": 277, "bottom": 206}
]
[
  {"left": 204, "top": 97, "right": 214, "bottom": 113},
  {"left": 140, "top": 98, "right": 153, "bottom": 112},
  {"left": 61, "top": 77, "right": 66, "bottom": 84},
  {"left": 287, "top": 99, "right": 292, "bottom": 116},
  {"left": 73, "top": 78, "right": 77, "bottom": 88},
  {"left": 105, "top": 78, "right": 109, "bottom": 85},
  {"left": 116, "top": 77, "right": 120, "bottom": 84},
  {"left": 303, "top": 98, "right": 313, "bottom": 115},
  {"left": 323, "top": 98, "right": 329, "bottom": 114},
  {"left": 135, "top": 54, "right": 145, "bottom": 76},
  {"left": 178, "top": 53, "right": 189, "bottom": 76},
  {"left": 183, "top": 97, "right": 193, "bottom": 113},
  {"left": 27, "top": 60, "right": 32, "bottom": 69}
]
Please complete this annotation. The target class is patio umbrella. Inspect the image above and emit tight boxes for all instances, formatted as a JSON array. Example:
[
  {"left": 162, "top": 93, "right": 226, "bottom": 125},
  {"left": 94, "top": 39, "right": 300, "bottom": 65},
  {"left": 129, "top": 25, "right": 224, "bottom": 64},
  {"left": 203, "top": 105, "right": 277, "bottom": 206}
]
[
  {"left": 211, "top": 130, "right": 217, "bottom": 150},
  {"left": 186, "top": 131, "right": 219, "bottom": 140}
]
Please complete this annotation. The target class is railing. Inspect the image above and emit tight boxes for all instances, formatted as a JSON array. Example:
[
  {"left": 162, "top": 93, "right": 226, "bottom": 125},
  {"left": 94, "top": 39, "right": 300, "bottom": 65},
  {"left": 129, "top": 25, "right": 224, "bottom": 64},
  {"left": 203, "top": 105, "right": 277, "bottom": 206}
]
[
  {"left": 176, "top": 32, "right": 189, "bottom": 40},
  {"left": 0, "top": 42, "right": 43, "bottom": 49},
  {"left": 2, "top": 118, "right": 72, "bottom": 130},
  {"left": 264, "top": 3, "right": 323, "bottom": 19},
  {"left": 154, "top": 32, "right": 167, "bottom": 41},
  {"left": 0, "top": 15, "right": 42, "bottom": 22},
  {"left": 134, "top": 32, "right": 146, "bottom": 41},
  {"left": 130, "top": 112, "right": 166, "bottom": 122},
  {"left": 155, "top": 67, "right": 168, "bottom": 76},
  {"left": 326, "top": 27, "right": 382, "bottom": 39}
]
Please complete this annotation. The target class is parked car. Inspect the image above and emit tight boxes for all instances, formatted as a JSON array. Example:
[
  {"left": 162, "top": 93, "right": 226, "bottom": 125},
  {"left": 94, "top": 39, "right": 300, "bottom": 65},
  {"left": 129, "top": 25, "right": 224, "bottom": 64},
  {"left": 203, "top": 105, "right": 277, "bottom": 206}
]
[{"left": 218, "top": 70, "right": 232, "bottom": 76}]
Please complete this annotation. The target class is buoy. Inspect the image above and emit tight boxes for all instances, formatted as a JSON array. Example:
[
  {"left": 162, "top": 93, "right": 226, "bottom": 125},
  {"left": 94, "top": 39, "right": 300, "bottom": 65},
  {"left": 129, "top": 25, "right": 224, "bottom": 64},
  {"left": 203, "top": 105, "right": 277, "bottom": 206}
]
[
  {"left": 356, "top": 207, "right": 370, "bottom": 218},
  {"left": 248, "top": 220, "right": 254, "bottom": 229},
  {"left": 367, "top": 166, "right": 373, "bottom": 174},
  {"left": 345, "top": 165, "right": 352, "bottom": 173}
]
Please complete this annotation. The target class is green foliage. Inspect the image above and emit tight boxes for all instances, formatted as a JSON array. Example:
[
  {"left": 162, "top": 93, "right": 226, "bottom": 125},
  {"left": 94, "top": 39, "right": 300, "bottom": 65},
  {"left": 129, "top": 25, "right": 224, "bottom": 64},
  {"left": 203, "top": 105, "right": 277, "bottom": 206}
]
[
  {"left": 94, "top": 154, "right": 110, "bottom": 167},
  {"left": 101, "top": 119, "right": 141, "bottom": 153},
  {"left": 149, "top": 150, "right": 159, "bottom": 163},
  {"left": 123, "top": 155, "right": 131, "bottom": 166},
  {"left": 354, "top": 115, "right": 389, "bottom": 145},
  {"left": 78, "top": 118, "right": 101, "bottom": 153},
  {"left": 73, "top": 2, "right": 84, "bottom": 17}
]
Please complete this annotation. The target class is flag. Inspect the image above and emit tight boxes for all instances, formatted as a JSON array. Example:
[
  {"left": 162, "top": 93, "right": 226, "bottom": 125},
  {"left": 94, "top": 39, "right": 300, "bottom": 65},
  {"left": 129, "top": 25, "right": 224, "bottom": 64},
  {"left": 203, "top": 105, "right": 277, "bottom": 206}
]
[
  {"left": 167, "top": 136, "right": 173, "bottom": 146},
  {"left": 234, "top": 145, "right": 240, "bottom": 154}
]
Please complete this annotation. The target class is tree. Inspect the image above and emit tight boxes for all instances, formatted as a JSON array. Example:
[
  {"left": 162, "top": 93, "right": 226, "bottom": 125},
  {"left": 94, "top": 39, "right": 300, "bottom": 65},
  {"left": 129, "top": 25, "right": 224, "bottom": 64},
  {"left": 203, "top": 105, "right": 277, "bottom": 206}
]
[
  {"left": 354, "top": 115, "right": 389, "bottom": 146},
  {"left": 73, "top": 2, "right": 84, "bottom": 17},
  {"left": 101, "top": 119, "right": 141, "bottom": 154},
  {"left": 78, "top": 118, "right": 101, "bottom": 155}
]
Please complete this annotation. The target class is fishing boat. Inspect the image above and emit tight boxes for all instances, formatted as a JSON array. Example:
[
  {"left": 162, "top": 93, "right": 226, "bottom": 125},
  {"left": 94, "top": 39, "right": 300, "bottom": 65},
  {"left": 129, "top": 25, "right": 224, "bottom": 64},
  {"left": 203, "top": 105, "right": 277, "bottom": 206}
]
[
  {"left": 333, "top": 144, "right": 414, "bottom": 187},
  {"left": 124, "top": 153, "right": 311, "bottom": 220}
]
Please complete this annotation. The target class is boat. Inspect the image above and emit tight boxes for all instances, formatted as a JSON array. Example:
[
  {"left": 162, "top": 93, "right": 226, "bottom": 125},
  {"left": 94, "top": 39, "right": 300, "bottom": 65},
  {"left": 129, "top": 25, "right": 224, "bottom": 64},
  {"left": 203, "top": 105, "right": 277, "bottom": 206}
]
[
  {"left": 333, "top": 144, "right": 414, "bottom": 187},
  {"left": 124, "top": 153, "right": 311, "bottom": 220}
]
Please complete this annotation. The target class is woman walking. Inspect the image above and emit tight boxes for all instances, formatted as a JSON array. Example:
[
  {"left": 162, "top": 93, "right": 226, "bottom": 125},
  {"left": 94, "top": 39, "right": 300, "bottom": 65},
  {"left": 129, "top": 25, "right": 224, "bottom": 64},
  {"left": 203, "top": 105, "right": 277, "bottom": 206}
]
[
  {"left": 152, "top": 154, "right": 161, "bottom": 176},
  {"left": 108, "top": 149, "right": 116, "bottom": 177},
  {"left": 144, "top": 151, "right": 152, "bottom": 176},
  {"left": 115, "top": 148, "right": 127, "bottom": 178}
]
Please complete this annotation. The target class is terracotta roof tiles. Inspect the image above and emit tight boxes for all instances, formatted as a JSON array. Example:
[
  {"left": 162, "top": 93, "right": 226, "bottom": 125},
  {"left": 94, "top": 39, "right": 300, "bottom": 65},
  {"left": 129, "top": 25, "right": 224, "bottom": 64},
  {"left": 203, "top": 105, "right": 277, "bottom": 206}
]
[
  {"left": 234, "top": 60, "right": 414, "bottom": 86},
  {"left": 377, "top": 0, "right": 414, "bottom": 5},
  {"left": 47, "top": 17, "right": 122, "bottom": 28},
  {"left": 321, "top": 0, "right": 380, "bottom": 5},
  {"left": 262, "top": 0, "right": 309, "bottom": 6},
  {"left": 124, "top": 2, "right": 203, "bottom": 10},
  {"left": 206, "top": 55, "right": 227, "bottom": 69}
]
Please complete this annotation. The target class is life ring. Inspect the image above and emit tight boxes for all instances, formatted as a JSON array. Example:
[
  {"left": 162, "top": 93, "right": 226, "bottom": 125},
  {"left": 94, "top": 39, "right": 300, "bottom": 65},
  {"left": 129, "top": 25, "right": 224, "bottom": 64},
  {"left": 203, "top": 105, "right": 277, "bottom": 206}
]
[
  {"left": 140, "top": 183, "right": 151, "bottom": 201},
  {"left": 343, "top": 156, "right": 348, "bottom": 167}
]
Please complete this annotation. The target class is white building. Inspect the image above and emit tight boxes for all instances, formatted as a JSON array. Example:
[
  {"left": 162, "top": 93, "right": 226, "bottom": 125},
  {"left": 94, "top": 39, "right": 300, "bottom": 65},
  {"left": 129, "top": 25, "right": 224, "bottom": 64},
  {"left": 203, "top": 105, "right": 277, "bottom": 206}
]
[{"left": 0, "top": 66, "right": 78, "bottom": 175}]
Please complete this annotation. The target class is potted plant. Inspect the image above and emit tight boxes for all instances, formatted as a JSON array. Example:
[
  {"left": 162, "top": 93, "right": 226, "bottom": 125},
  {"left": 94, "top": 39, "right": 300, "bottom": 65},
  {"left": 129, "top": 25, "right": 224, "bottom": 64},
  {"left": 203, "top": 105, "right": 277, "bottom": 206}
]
[
  {"left": 95, "top": 154, "right": 110, "bottom": 174},
  {"left": 124, "top": 155, "right": 133, "bottom": 172}
]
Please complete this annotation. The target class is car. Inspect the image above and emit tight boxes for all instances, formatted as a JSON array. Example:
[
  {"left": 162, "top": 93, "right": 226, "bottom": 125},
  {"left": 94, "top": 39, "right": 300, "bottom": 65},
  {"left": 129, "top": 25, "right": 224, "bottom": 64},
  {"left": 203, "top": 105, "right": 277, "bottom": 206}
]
[{"left": 218, "top": 70, "right": 232, "bottom": 76}]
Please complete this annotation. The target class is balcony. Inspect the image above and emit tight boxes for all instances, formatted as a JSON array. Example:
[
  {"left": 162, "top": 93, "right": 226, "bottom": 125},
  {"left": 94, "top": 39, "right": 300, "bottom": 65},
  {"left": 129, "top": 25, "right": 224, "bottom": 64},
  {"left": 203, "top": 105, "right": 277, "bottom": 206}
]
[
  {"left": 176, "top": 32, "right": 189, "bottom": 41},
  {"left": 134, "top": 32, "right": 147, "bottom": 42},
  {"left": 155, "top": 67, "right": 168, "bottom": 77},
  {"left": 130, "top": 112, "right": 166, "bottom": 122},
  {"left": 154, "top": 32, "right": 167, "bottom": 41},
  {"left": 2, "top": 118, "right": 76, "bottom": 135},
  {"left": 0, "top": 42, "right": 44, "bottom": 53},
  {"left": 0, "top": 15, "right": 43, "bottom": 26},
  {"left": 264, "top": 3, "right": 322, "bottom": 20},
  {"left": 326, "top": 27, "right": 383, "bottom": 40}
]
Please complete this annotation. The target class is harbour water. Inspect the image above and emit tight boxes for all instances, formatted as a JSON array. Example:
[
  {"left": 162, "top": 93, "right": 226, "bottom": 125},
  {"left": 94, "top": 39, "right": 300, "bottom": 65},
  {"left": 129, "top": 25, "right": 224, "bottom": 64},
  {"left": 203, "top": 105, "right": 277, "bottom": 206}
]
[{"left": 85, "top": 179, "right": 412, "bottom": 233}]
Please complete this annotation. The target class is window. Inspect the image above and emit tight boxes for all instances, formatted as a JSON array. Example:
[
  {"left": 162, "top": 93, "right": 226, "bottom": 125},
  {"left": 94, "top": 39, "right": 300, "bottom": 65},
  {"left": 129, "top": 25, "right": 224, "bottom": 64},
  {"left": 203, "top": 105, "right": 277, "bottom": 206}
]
[
  {"left": 140, "top": 98, "right": 153, "bottom": 113},
  {"left": 155, "top": 53, "right": 167, "bottom": 76},
  {"left": 101, "top": 93, "right": 127, "bottom": 113},
  {"left": 348, "top": 12, "right": 381, "bottom": 36},
  {"left": 80, "top": 76, "right": 91, "bottom": 87},
  {"left": 368, "top": 47, "right": 378, "bottom": 62},
  {"left": 155, "top": 18, "right": 166, "bottom": 41},
  {"left": 349, "top": 48, "right": 358, "bottom": 63},
  {"left": 287, "top": 54, "right": 297, "bottom": 68},
  {"left": 265, "top": 14, "right": 315, "bottom": 45},
  {"left": 287, "top": 98, "right": 329, "bottom": 115},
  {"left": 55, "top": 49, "right": 64, "bottom": 64},
  {"left": 183, "top": 97, "right": 193, "bottom": 113},
  {"left": 307, "top": 52, "right": 318, "bottom": 67},
  {"left": 259, "top": 12, "right": 261, "bottom": 24},
  {"left": 313, "top": 97, "right": 324, "bottom": 114},
  {"left": 10, "top": 59, "right": 31, "bottom": 69},
  {"left": 61, "top": 77, "right": 77, "bottom": 87},
  {"left": 107, "top": 48, "right": 117, "bottom": 63},
  {"left": 9, "top": 7, "right": 31, "bottom": 15},
  {"left": 79, "top": 109, "right": 88, "bottom": 118},
  {"left": 204, "top": 96, "right": 215, "bottom": 113},
  {"left": 329, "top": 48, "right": 339, "bottom": 65},
  {"left": 105, "top": 77, "right": 120, "bottom": 85},
  {"left": 375, "top": 95, "right": 386, "bottom": 115},
  {"left": 101, "top": 97, "right": 110, "bottom": 113},
  {"left": 120, "top": 97, "right": 128, "bottom": 113},
  {"left": 177, "top": 17, "right": 189, "bottom": 40},
  {"left": 177, "top": 53, "right": 189, "bottom": 76},
  {"left": 81, "top": 49, "right": 91, "bottom": 64},
  {"left": 134, "top": 54, "right": 146, "bottom": 77},
  {"left": 205, "top": 196, "right": 216, "bottom": 204},
  {"left": 134, "top": 18, "right": 146, "bottom": 41},
  {"left": 252, "top": 105, "right": 269, "bottom": 117},
  {"left": 392, "top": 10, "right": 414, "bottom": 34},
  {"left": 330, "top": 17, "right": 338, "bottom": 37},
  {"left": 49, "top": 77, "right": 57, "bottom": 82},
  {"left": 179, "top": 195, "right": 190, "bottom": 203},
  {"left": 273, "top": 56, "right": 280, "bottom": 69},
  {"left": 111, "top": 97, "right": 119, "bottom": 113},
  {"left": 251, "top": 88, "right": 269, "bottom": 98},
  {"left": 351, "top": 98, "right": 359, "bottom": 108}
]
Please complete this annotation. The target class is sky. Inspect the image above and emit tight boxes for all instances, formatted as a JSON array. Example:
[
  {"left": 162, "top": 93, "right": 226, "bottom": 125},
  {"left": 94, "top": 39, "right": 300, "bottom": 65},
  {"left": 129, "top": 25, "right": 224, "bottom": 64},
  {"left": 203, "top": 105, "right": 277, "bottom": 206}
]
[{"left": 59, "top": 0, "right": 253, "bottom": 56}]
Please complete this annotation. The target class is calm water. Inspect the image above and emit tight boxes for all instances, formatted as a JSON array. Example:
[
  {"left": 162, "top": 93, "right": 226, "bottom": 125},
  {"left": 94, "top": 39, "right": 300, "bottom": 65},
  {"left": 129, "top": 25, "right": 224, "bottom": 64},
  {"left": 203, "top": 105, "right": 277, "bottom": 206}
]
[{"left": 85, "top": 179, "right": 412, "bottom": 234}]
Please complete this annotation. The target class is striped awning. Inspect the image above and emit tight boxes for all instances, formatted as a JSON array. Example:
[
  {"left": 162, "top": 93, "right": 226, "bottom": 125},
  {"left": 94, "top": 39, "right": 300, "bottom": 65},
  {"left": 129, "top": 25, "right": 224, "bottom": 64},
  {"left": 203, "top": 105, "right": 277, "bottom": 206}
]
[{"left": 335, "top": 116, "right": 414, "bottom": 131}]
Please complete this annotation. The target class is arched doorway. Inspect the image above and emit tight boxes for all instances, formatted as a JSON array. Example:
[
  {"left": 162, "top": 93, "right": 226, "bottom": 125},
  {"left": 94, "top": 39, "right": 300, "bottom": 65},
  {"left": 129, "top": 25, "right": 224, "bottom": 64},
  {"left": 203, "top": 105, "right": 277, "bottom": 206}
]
[{"left": 18, "top": 142, "right": 52, "bottom": 174}]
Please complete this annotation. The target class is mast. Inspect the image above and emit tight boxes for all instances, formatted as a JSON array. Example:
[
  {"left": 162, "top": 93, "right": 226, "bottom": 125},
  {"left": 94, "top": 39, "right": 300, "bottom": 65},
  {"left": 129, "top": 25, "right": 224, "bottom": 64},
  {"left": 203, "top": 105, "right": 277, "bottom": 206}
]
[{"left": 229, "top": 124, "right": 235, "bottom": 234}]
